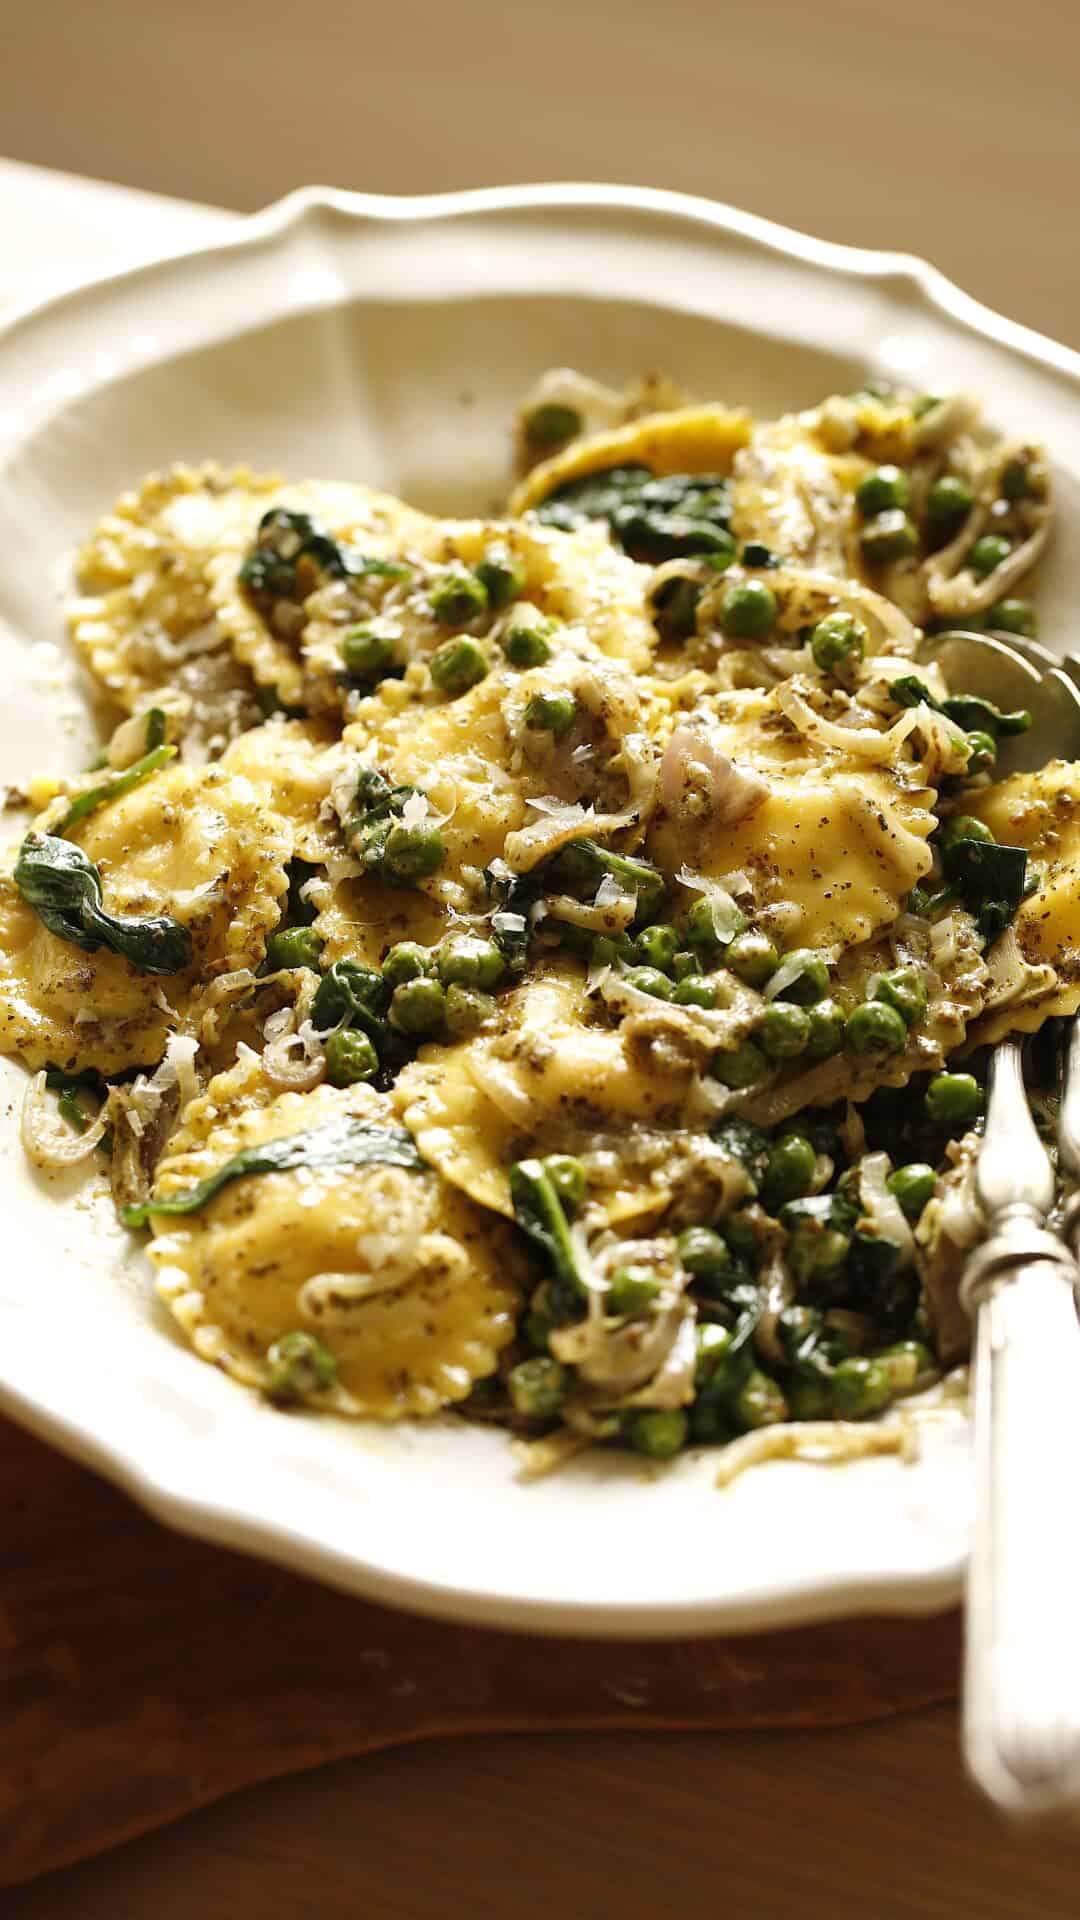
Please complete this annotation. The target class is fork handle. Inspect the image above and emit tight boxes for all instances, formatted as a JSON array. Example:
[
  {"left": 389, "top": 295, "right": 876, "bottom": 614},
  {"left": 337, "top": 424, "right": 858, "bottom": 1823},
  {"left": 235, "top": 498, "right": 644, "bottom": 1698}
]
[{"left": 963, "top": 1214, "right": 1080, "bottom": 1818}]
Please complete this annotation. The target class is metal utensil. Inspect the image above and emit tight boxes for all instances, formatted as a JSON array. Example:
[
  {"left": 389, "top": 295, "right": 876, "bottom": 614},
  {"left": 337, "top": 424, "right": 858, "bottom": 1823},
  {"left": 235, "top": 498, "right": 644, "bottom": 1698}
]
[
  {"left": 918, "top": 627, "right": 1080, "bottom": 1819},
  {"left": 921, "top": 627, "right": 1080, "bottom": 774}
]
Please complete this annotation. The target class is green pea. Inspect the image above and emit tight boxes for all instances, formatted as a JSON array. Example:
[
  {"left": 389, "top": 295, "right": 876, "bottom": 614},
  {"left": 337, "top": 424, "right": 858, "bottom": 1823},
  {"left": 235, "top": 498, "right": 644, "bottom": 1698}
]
[
  {"left": 861, "top": 510, "right": 920, "bottom": 563},
  {"left": 987, "top": 598, "right": 1037, "bottom": 638},
  {"left": 887, "top": 1162, "right": 937, "bottom": 1219},
  {"left": 673, "top": 975, "right": 722, "bottom": 1008},
  {"left": 845, "top": 1000, "right": 908, "bottom": 1055},
  {"left": 508, "top": 1355, "right": 567, "bottom": 1419},
  {"left": 925, "top": 473, "right": 974, "bottom": 534},
  {"left": 267, "top": 1330, "right": 337, "bottom": 1401},
  {"left": 324, "top": 1027, "right": 380, "bottom": 1086},
  {"left": 723, "top": 1212, "right": 759, "bottom": 1261},
  {"left": 623, "top": 965, "right": 674, "bottom": 1001},
  {"left": 475, "top": 543, "right": 525, "bottom": 609},
  {"left": 542, "top": 1154, "right": 587, "bottom": 1215},
  {"left": 389, "top": 975, "right": 447, "bottom": 1035},
  {"left": 635, "top": 923, "right": 680, "bottom": 973},
  {"left": 1000, "top": 458, "right": 1033, "bottom": 502},
  {"left": 607, "top": 1265, "right": 663, "bottom": 1316},
  {"left": 759, "top": 1002, "right": 811, "bottom": 1061},
  {"left": 762, "top": 1133, "right": 816, "bottom": 1207},
  {"left": 786, "top": 1374, "right": 832, "bottom": 1420},
  {"left": 501, "top": 617, "right": 556, "bottom": 668},
  {"left": 855, "top": 465, "right": 910, "bottom": 516},
  {"left": 804, "top": 997, "right": 846, "bottom": 1060},
  {"left": 685, "top": 898, "right": 722, "bottom": 953},
  {"left": 430, "top": 568, "right": 489, "bottom": 627},
  {"left": 711, "top": 1040, "right": 768, "bottom": 1088},
  {"left": 969, "top": 534, "right": 1011, "bottom": 578},
  {"left": 524, "top": 402, "right": 582, "bottom": 448},
  {"left": 939, "top": 812, "right": 994, "bottom": 849},
  {"left": 831, "top": 1356, "right": 893, "bottom": 1420},
  {"left": 787, "top": 1222, "right": 850, "bottom": 1287},
  {"left": 525, "top": 690, "right": 577, "bottom": 738},
  {"left": 380, "top": 822, "right": 445, "bottom": 885},
  {"left": 695, "top": 1322, "right": 734, "bottom": 1389},
  {"left": 873, "top": 1339, "right": 936, "bottom": 1391},
  {"left": 725, "top": 930, "right": 779, "bottom": 986},
  {"left": 670, "top": 949, "right": 700, "bottom": 981},
  {"left": 430, "top": 636, "right": 489, "bottom": 694},
  {"left": 677, "top": 1225, "right": 733, "bottom": 1283},
  {"left": 341, "top": 624, "right": 396, "bottom": 681},
  {"left": 264, "top": 926, "right": 323, "bottom": 972},
  {"left": 382, "top": 941, "right": 432, "bottom": 989},
  {"left": 437, "top": 933, "right": 505, "bottom": 990},
  {"left": 873, "top": 966, "right": 928, "bottom": 1030},
  {"left": 925, "top": 1070, "right": 983, "bottom": 1131},
  {"left": 626, "top": 1409, "right": 689, "bottom": 1460},
  {"left": 719, "top": 579, "right": 777, "bottom": 640},
  {"left": 732, "top": 1369, "right": 789, "bottom": 1432},
  {"left": 810, "top": 611, "right": 868, "bottom": 676},
  {"left": 775, "top": 950, "right": 830, "bottom": 1005},
  {"left": 965, "top": 729, "right": 997, "bottom": 774},
  {"left": 443, "top": 984, "right": 496, "bottom": 1038}
]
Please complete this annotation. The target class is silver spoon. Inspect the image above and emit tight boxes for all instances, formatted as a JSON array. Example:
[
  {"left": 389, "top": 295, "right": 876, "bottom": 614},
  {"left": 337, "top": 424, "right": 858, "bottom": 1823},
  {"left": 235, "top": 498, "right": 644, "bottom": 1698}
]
[{"left": 919, "top": 627, "right": 1080, "bottom": 1819}]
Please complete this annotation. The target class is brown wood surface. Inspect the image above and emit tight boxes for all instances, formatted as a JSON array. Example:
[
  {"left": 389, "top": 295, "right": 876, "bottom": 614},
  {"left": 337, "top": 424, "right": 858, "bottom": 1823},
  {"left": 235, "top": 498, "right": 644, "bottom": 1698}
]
[
  {"left": 0, "top": 1415, "right": 961, "bottom": 1891},
  {"left": 3, "top": 0, "right": 1080, "bottom": 1910}
]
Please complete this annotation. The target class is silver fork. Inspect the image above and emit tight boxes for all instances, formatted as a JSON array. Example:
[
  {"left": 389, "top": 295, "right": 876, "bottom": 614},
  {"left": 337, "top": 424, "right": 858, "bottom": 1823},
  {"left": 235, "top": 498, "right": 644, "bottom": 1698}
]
[{"left": 921, "top": 627, "right": 1080, "bottom": 1818}]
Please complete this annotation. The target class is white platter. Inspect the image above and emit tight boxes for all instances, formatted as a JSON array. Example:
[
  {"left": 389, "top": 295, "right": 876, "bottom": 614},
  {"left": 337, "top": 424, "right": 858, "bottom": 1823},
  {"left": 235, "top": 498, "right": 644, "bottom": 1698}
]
[{"left": 1, "top": 183, "right": 1078, "bottom": 1638}]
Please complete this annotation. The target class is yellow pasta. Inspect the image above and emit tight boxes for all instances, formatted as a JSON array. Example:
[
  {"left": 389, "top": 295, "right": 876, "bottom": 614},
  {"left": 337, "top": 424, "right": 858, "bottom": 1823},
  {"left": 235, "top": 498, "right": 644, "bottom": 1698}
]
[
  {"left": 0, "top": 763, "right": 289, "bottom": 1073},
  {"left": 1, "top": 373, "right": 1067, "bottom": 1471},
  {"left": 147, "top": 1057, "right": 523, "bottom": 1418}
]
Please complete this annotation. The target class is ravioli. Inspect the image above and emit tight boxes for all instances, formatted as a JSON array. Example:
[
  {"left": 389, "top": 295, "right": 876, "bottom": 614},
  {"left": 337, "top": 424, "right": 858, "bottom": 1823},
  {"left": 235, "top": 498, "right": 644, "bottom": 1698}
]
[
  {"left": 147, "top": 1057, "right": 523, "bottom": 1417},
  {"left": 729, "top": 417, "right": 862, "bottom": 579},
  {"left": 510, "top": 404, "right": 754, "bottom": 514},
  {"left": 206, "top": 480, "right": 433, "bottom": 710},
  {"left": 396, "top": 963, "right": 725, "bottom": 1220},
  {"left": 68, "top": 464, "right": 281, "bottom": 713},
  {"left": 0, "top": 763, "right": 290, "bottom": 1073},
  {"left": 648, "top": 688, "right": 937, "bottom": 951},
  {"left": 6, "top": 378, "right": 1070, "bottom": 1471},
  {"left": 220, "top": 716, "right": 345, "bottom": 865}
]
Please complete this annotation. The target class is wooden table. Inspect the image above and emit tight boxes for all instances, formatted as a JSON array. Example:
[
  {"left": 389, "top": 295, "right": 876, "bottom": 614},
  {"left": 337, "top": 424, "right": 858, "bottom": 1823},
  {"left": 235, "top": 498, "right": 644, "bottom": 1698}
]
[{"left": 3, "top": 0, "right": 1080, "bottom": 1904}]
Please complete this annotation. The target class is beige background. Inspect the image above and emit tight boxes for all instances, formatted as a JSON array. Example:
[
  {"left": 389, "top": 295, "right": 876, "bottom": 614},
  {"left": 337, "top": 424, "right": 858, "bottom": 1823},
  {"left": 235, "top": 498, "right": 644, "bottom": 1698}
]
[
  {"left": 5, "top": 0, "right": 1080, "bottom": 1912},
  {"left": 4, "top": 0, "right": 1079, "bottom": 347}
]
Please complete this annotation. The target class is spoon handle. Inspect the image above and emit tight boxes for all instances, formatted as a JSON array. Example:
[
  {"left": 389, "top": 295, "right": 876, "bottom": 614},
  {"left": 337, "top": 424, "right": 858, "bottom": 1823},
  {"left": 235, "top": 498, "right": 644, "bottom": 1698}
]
[{"left": 963, "top": 1041, "right": 1080, "bottom": 1818}]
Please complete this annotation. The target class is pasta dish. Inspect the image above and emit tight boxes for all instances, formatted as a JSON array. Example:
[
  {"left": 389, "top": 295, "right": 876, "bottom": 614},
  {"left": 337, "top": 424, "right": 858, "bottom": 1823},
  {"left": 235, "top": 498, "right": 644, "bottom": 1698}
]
[{"left": 0, "top": 368, "right": 1068, "bottom": 1481}]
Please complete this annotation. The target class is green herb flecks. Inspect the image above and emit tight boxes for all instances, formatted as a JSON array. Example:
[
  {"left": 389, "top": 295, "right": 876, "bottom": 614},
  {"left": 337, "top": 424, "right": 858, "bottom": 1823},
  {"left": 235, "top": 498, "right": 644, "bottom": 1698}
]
[
  {"left": 122, "top": 1113, "right": 424, "bottom": 1227},
  {"left": 549, "top": 838, "right": 666, "bottom": 926},
  {"left": 509, "top": 1158, "right": 590, "bottom": 1307},
  {"left": 535, "top": 467, "right": 735, "bottom": 566},
  {"left": 888, "top": 675, "right": 1031, "bottom": 739},
  {"left": 239, "top": 508, "right": 412, "bottom": 601},
  {"left": 942, "top": 834, "right": 1028, "bottom": 943},
  {"left": 345, "top": 769, "right": 445, "bottom": 888},
  {"left": 58, "top": 743, "right": 176, "bottom": 833},
  {"left": 14, "top": 833, "right": 193, "bottom": 975}
]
